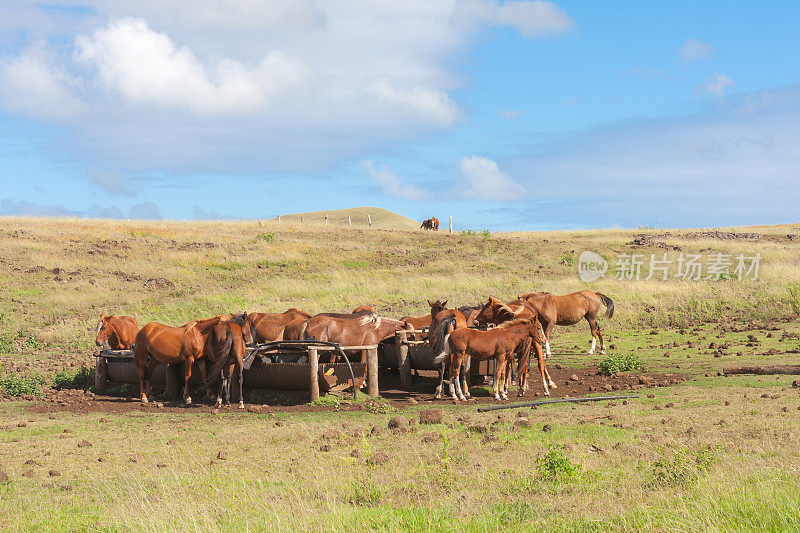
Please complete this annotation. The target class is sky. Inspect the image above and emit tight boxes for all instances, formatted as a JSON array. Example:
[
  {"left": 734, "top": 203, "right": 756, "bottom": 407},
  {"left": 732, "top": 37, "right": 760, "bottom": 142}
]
[{"left": 0, "top": 1, "right": 798, "bottom": 230}]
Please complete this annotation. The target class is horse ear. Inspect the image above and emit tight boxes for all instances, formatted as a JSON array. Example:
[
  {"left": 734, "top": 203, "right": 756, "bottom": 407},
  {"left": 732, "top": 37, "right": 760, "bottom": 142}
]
[
  {"left": 427, "top": 300, "right": 433, "bottom": 307},
  {"left": 442, "top": 300, "right": 448, "bottom": 308}
]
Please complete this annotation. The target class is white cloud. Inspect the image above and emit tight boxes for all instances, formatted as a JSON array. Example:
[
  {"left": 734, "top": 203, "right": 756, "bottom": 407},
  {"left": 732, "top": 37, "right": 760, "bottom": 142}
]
[
  {"left": 453, "top": 0, "right": 574, "bottom": 38},
  {"left": 367, "top": 79, "right": 461, "bottom": 127},
  {"left": 87, "top": 168, "right": 135, "bottom": 196},
  {"left": 679, "top": 38, "right": 715, "bottom": 63},
  {"left": 703, "top": 73, "right": 734, "bottom": 96},
  {"left": 75, "top": 18, "right": 307, "bottom": 114},
  {"left": 459, "top": 156, "right": 526, "bottom": 201},
  {"left": 0, "top": 48, "right": 82, "bottom": 118},
  {"left": 501, "top": 109, "right": 523, "bottom": 120},
  {"left": 361, "top": 160, "right": 428, "bottom": 201}
]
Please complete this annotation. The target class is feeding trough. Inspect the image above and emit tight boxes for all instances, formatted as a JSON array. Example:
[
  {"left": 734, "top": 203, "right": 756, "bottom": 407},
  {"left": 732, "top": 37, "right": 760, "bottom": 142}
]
[{"left": 94, "top": 340, "right": 380, "bottom": 401}]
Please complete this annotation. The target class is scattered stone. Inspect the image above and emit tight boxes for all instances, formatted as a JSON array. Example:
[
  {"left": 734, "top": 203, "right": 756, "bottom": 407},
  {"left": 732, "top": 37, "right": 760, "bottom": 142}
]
[
  {"left": 77, "top": 440, "right": 92, "bottom": 448},
  {"left": 216, "top": 451, "right": 227, "bottom": 460},
  {"left": 483, "top": 434, "right": 498, "bottom": 443},
  {"left": 569, "top": 374, "right": 579, "bottom": 382},
  {"left": 542, "top": 424, "right": 552, "bottom": 433},
  {"left": 156, "top": 462, "right": 167, "bottom": 468},
  {"left": 603, "top": 384, "right": 614, "bottom": 392},
  {"left": 322, "top": 429, "right": 342, "bottom": 440},
  {"left": 468, "top": 424, "right": 488, "bottom": 434},
  {"left": 419, "top": 409, "right": 444, "bottom": 425},
  {"left": 407, "top": 398, "right": 418, "bottom": 405},
  {"left": 761, "top": 393, "right": 770, "bottom": 399},
  {"left": 319, "top": 444, "right": 331, "bottom": 452},
  {"left": 370, "top": 425, "right": 383, "bottom": 436},
  {"left": 781, "top": 407, "right": 789, "bottom": 413},
  {"left": 22, "top": 469, "right": 33, "bottom": 478},
  {"left": 48, "top": 470, "right": 60, "bottom": 477},
  {"left": 724, "top": 400, "right": 731, "bottom": 406},
  {"left": 17, "top": 422, "right": 26, "bottom": 427},
  {"left": 367, "top": 452, "right": 389, "bottom": 466},
  {"left": 514, "top": 417, "right": 530, "bottom": 428},
  {"left": 0, "top": 470, "right": 9, "bottom": 483},
  {"left": 349, "top": 449, "right": 360, "bottom": 458},
  {"left": 97, "top": 456, "right": 105, "bottom": 462},
  {"left": 387, "top": 416, "right": 408, "bottom": 430}
]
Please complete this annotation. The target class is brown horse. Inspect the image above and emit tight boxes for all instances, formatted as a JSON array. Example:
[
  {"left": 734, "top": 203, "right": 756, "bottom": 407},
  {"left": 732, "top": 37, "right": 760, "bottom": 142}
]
[
  {"left": 420, "top": 217, "right": 439, "bottom": 230},
  {"left": 204, "top": 315, "right": 253, "bottom": 409},
  {"left": 517, "top": 291, "right": 614, "bottom": 356},
  {"left": 437, "top": 317, "right": 550, "bottom": 401},
  {"left": 95, "top": 315, "right": 138, "bottom": 350},
  {"left": 428, "top": 302, "right": 471, "bottom": 398},
  {"left": 473, "top": 297, "right": 537, "bottom": 327},
  {"left": 246, "top": 308, "right": 311, "bottom": 343},
  {"left": 133, "top": 316, "right": 221, "bottom": 404},
  {"left": 299, "top": 314, "right": 413, "bottom": 362}
]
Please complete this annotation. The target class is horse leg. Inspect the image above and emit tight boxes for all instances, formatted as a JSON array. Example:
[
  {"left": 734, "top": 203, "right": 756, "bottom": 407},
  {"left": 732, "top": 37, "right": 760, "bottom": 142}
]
[
  {"left": 461, "top": 356, "right": 471, "bottom": 399},
  {"left": 543, "top": 321, "right": 554, "bottom": 358},
  {"left": 136, "top": 349, "right": 149, "bottom": 403},
  {"left": 216, "top": 367, "right": 226, "bottom": 408},
  {"left": 492, "top": 357, "right": 501, "bottom": 401},
  {"left": 587, "top": 317, "right": 598, "bottom": 355},
  {"left": 225, "top": 363, "right": 233, "bottom": 406},
  {"left": 435, "top": 360, "right": 445, "bottom": 399},
  {"left": 145, "top": 357, "right": 157, "bottom": 401},
  {"left": 237, "top": 360, "right": 245, "bottom": 409},
  {"left": 183, "top": 359, "right": 193, "bottom": 405},
  {"left": 596, "top": 322, "right": 606, "bottom": 354},
  {"left": 198, "top": 358, "right": 214, "bottom": 400},
  {"left": 448, "top": 352, "right": 461, "bottom": 401},
  {"left": 535, "top": 347, "right": 550, "bottom": 397}
]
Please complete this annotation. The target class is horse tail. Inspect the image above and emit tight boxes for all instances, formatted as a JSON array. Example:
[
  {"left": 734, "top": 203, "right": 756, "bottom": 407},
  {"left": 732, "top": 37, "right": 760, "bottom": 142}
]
[
  {"left": 205, "top": 329, "right": 233, "bottom": 388},
  {"left": 432, "top": 335, "right": 451, "bottom": 366},
  {"left": 431, "top": 315, "right": 456, "bottom": 365},
  {"left": 298, "top": 320, "right": 308, "bottom": 340},
  {"left": 596, "top": 292, "right": 614, "bottom": 318}
]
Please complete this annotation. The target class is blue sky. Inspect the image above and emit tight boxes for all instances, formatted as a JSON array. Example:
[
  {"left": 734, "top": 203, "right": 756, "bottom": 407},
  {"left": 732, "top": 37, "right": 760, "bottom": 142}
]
[{"left": 0, "top": 1, "right": 797, "bottom": 230}]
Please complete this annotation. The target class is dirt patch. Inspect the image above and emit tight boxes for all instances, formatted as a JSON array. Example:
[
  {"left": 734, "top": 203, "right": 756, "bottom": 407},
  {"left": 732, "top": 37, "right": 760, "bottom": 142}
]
[
  {"left": 680, "top": 231, "right": 762, "bottom": 242},
  {"left": 627, "top": 234, "right": 681, "bottom": 250}
]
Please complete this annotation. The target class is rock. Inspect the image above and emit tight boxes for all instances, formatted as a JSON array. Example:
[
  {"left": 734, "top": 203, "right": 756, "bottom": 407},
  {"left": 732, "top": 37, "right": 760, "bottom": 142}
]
[
  {"left": 156, "top": 462, "right": 167, "bottom": 468},
  {"left": 569, "top": 374, "right": 579, "bottom": 382},
  {"left": 0, "top": 470, "right": 8, "bottom": 483},
  {"left": 216, "top": 451, "right": 227, "bottom": 460},
  {"left": 407, "top": 398, "right": 418, "bottom": 405},
  {"left": 483, "top": 434, "right": 498, "bottom": 443},
  {"left": 514, "top": 417, "right": 531, "bottom": 428},
  {"left": 322, "top": 429, "right": 342, "bottom": 440},
  {"left": 17, "top": 422, "right": 26, "bottom": 427},
  {"left": 468, "top": 424, "right": 488, "bottom": 434},
  {"left": 387, "top": 416, "right": 408, "bottom": 429},
  {"left": 22, "top": 469, "right": 33, "bottom": 478},
  {"left": 247, "top": 406, "right": 261, "bottom": 414},
  {"left": 419, "top": 409, "right": 444, "bottom": 425},
  {"left": 781, "top": 407, "right": 789, "bottom": 413},
  {"left": 603, "top": 384, "right": 614, "bottom": 392},
  {"left": 664, "top": 402, "right": 674, "bottom": 408},
  {"left": 319, "top": 444, "right": 331, "bottom": 452},
  {"left": 542, "top": 424, "right": 552, "bottom": 433},
  {"left": 367, "top": 452, "right": 389, "bottom": 466},
  {"left": 724, "top": 401, "right": 731, "bottom": 406},
  {"left": 49, "top": 470, "right": 60, "bottom": 477},
  {"left": 370, "top": 425, "right": 383, "bottom": 436},
  {"left": 77, "top": 440, "right": 92, "bottom": 448}
]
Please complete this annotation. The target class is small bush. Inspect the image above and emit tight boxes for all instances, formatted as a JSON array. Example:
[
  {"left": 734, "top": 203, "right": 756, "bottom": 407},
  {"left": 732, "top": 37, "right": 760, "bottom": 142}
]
[
  {"left": 310, "top": 393, "right": 341, "bottom": 408},
  {"left": 560, "top": 251, "right": 575, "bottom": 266},
  {"left": 0, "top": 373, "right": 47, "bottom": 397},
  {"left": 598, "top": 353, "right": 643, "bottom": 375},
  {"left": 254, "top": 232, "right": 274, "bottom": 243},
  {"left": 787, "top": 283, "right": 800, "bottom": 316},
  {"left": 536, "top": 446, "right": 583, "bottom": 481},
  {"left": 364, "top": 396, "right": 394, "bottom": 414},
  {"left": 53, "top": 366, "right": 94, "bottom": 390},
  {"left": 347, "top": 479, "right": 385, "bottom": 506},
  {"left": 642, "top": 446, "right": 718, "bottom": 489},
  {"left": 0, "top": 334, "right": 14, "bottom": 354}
]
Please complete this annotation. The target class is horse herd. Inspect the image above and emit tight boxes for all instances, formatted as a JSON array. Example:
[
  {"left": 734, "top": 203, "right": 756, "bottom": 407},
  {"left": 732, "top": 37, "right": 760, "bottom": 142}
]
[{"left": 95, "top": 290, "right": 613, "bottom": 407}]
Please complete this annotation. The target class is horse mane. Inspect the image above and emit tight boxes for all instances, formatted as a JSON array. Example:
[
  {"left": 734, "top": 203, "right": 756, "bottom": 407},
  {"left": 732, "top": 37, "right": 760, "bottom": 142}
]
[{"left": 495, "top": 316, "right": 534, "bottom": 329}]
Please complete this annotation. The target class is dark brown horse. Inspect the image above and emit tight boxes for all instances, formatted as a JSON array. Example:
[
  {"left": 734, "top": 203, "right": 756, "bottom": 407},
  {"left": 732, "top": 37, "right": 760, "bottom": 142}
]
[
  {"left": 246, "top": 308, "right": 311, "bottom": 343},
  {"left": 204, "top": 314, "right": 253, "bottom": 409},
  {"left": 437, "top": 317, "right": 550, "bottom": 401},
  {"left": 420, "top": 216, "right": 439, "bottom": 230},
  {"left": 299, "top": 314, "right": 413, "bottom": 362},
  {"left": 95, "top": 315, "right": 138, "bottom": 350},
  {"left": 516, "top": 291, "right": 614, "bottom": 356},
  {"left": 428, "top": 302, "right": 470, "bottom": 398},
  {"left": 133, "top": 316, "right": 221, "bottom": 404}
]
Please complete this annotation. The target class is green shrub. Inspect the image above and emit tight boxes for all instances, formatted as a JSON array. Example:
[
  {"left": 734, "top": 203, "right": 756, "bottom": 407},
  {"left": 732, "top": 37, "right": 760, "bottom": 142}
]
[
  {"left": 598, "top": 353, "right": 643, "bottom": 375},
  {"left": 560, "top": 251, "right": 575, "bottom": 266},
  {"left": 787, "top": 283, "right": 800, "bottom": 316},
  {"left": 0, "top": 373, "right": 46, "bottom": 397},
  {"left": 642, "top": 446, "right": 718, "bottom": 489},
  {"left": 310, "top": 393, "right": 341, "bottom": 408},
  {"left": 347, "top": 479, "right": 385, "bottom": 506},
  {"left": 53, "top": 366, "right": 94, "bottom": 390},
  {"left": 364, "top": 396, "right": 394, "bottom": 414},
  {"left": 254, "top": 232, "right": 274, "bottom": 243},
  {"left": 536, "top": 446, "right": 583, "bottom": 481},
  {"left": 0, "top": 334, "right": 14, "bottom": 354}
]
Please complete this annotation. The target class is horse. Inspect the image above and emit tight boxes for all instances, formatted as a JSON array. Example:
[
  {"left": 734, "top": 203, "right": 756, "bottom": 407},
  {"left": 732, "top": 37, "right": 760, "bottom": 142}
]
[
  {"left": 457, "top": 305, "right": 482, "bottom": 327},
  {"left": 473, "top": 297, "right": 537, "bottom": 328},
  {"left": 299, "top": 314, "right": 413, "bottom": 363},
  {"left": 95, "top": 315, "right": 138, "bottom": 350},
  {"left": 133, "top": 316, "right": 221, "bottom": 404},
  {"left": 204, "top": 314, "right": 254, "bottom": 409},
  {"left": 428, "top": 302, "right": 471, "bottom": 398},
  {"left": 280, "top": 307, "right": 377, "bottom": 342},
  {"left": 246, "top": 308, "right": 311, "bottom": 343},
  {"left": 436, "top": 317, "right": 551, "bottom": 401},
  {"left": 421, "top": 217, "right": 439, "bottom": 230},
  {"left": 516, "top": 291, "right": 614, "bottom": 356}
]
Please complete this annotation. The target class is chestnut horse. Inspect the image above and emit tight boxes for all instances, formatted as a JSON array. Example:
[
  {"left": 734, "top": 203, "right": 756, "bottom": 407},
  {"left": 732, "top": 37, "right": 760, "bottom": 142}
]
[
  {"left": 281, "top": 307, "right": 376, "bottom": 341},
  {"left": 95, "top": 315, "right": 138, "bottom": 350},
  {"left": 473, "top": 297, "right": 537, "bottom": 327},
  {"left": 420, "top": 217, "right": 439, "bottom": 230},
  {"left": 204, "top": 315, "right": 253, "bottom": 409},
  {"left": 516, "top": 291, "right": 614, "bottom": 356},
  {"left": 133, "top": 316, "right": 221, "bottom": 404},
  {"left": 246, "top": 308, "right": 311, "bottom": 343},
  {"left": 428, "top": 302, "right": 470, "bottom": 398},
  {"left": 299, "top": 314, "right": 413, "bottom": 363},
  {"left": 436, "top": 317, "right": 550, "bottom": 401}
]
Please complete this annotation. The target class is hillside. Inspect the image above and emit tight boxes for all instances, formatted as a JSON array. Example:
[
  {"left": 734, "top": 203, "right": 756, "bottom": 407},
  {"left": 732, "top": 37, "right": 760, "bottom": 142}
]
[{"left": 273, "top": 206, "right": 421, "bottom": 230}]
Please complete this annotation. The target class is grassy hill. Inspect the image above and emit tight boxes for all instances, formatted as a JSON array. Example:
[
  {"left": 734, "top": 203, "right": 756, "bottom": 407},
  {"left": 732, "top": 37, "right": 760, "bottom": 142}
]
[{"left": 274, "top": 206, "right": 421, "bottom": 230}]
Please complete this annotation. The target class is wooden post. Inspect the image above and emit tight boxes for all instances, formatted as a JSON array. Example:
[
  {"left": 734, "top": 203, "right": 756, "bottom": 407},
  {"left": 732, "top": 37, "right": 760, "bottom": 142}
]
[
  {"left": 94, "top": 356, "right": 108, "bottom": 392},
  {"left": 165, "top": 363, "right": 180, "bottom": 400},
  {"left": 348, "top": 215, "right": 352, "bottom": 227},
  {"left": 308, "top": 347, "right": 320, "bottom": 401},
  {"left": 277, "top": 215, "right": 281, "bottom": 223},
  {"left": 368, "top": 215, "right": 372, "bottom": 227},
  {"left": 300, "top": 216, "right": 304, "bottom": 223},
  {"left": 449, "top": 215, "right": 453, "bottom": 234},
  {"left": 367, "top": 347, "right": 379, "bottom": 397},
  {"left": 325, "top": 215, "right": 328, "bottom": 226},
  {"left": 396, "top": 331, "right": 411, "bottom": 389}
]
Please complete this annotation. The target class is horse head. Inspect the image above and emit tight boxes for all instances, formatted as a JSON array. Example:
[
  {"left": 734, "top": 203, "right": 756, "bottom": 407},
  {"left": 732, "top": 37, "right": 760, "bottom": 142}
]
[
  {"left": 95, "top": 315, "right": 114, "bottom": 349},
  {"left": 474, "top": 297, "right": 503, "bottom": 327},
  {"left": 427, "top": 299, "right": 448, "bottom": 317}
]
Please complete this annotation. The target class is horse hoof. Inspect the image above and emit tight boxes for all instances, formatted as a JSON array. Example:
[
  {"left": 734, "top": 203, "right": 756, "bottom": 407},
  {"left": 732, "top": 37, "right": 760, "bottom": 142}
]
[
  {"left": 185, "top": 397, "right": 192, "bottom": 405},
  {"left": 141, "top": 397, "right": 148, "bottom": 404},
  {"left": 238, "top": 402, "right": 245, "bottom": 409},
  {"left": 549, "top": 383, "right": 557, "bottom": 389}
]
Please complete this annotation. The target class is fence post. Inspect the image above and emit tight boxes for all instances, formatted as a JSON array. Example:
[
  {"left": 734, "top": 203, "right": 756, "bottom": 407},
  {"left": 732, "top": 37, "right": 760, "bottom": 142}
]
[
  {"left": 348, "top": 215, "right": 352, "bottom": 227},
  {"left": 396, "top": 331, "right": 411, "bottom": 389},
  {"left": 368, "top": 215, "right": 372, "bottom": 227},
  {"left": 277, "top": 215, "right": 281, "bottom": 223},
  {"left": 308, "top": 348, "right": 319, "bottom": 401},
  {"left": 94, "top": 356, "right": 108, "bottom": 392},
  {"left": 449, "top": 215, "right": 453, "bottom": 234},
  {"left": 300, "top": 216, "right": 304, "bottom": 223},
  {"left": 367, "top": 347, "right": 379, "bottom": 397},
  {"left": 325, "top": 215, "right": 328, "bottom": 226}
]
